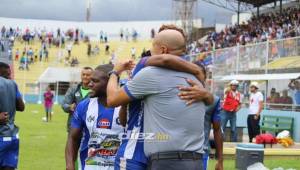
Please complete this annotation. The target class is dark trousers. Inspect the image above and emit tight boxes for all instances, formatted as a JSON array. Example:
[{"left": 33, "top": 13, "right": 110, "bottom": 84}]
[
  {"left": 147, "top": 152, "right": 203, "bottom": 170},
  {"left": 148, "top": 159, "right": 203, "bottom": 170},
  {"left": 247, "top": 114, "right": 260, "bottom": 142}
]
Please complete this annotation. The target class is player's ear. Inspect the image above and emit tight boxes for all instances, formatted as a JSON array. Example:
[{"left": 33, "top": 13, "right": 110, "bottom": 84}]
[{"left": 161, "top": 46, "right": 168, "bottom": 54}]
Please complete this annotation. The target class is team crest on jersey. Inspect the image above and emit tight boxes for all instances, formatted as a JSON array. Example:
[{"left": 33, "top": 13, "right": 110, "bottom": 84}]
[{"left": 98, "top": 118, "right": 111, "bottom": 129}]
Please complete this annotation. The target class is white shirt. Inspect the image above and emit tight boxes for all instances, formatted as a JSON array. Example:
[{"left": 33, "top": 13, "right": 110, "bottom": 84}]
[{"left": 249, "top": 91, "right": 264, "bottom": 115}]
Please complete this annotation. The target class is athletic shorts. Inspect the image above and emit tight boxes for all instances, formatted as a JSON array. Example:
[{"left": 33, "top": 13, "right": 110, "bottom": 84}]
[
  {"left": 202, "top": 153, "right": 209, "bottom": 170},
  {"left": 0, "top": 136, "right": 19, "bottom": 168},
  {"left": 114, "top": 157, "right": 147, "bottom": 170}
]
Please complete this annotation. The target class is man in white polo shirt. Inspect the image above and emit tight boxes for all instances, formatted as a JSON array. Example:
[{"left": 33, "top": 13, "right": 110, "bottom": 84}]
[{"left": 248, "top": 82, "right": 264, "bottom": 143}]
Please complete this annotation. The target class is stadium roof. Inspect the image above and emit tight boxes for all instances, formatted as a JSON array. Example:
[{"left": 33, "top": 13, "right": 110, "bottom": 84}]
[
  {"left": 222, "top": 73, "right": 300, "bottom": 81},
  {"left": 202, "top": 0, "right": 296, "bottom": 12},
  {"left": 237, "top": 0, "right": 277, "bottom": 7}
]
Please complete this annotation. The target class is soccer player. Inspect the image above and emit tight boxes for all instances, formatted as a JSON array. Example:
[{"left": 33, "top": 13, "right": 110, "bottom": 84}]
[
  {"left": 0, "top": 62, "right": 25, "bottom": 170},
  {"left": 65, "top": 64, "right": 124, "bottom": 170}
]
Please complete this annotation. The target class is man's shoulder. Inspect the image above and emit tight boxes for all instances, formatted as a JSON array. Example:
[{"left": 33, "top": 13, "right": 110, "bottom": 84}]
[
  {"left": 76, "top": 98, "right": 91, "bottom": 111},
  {"left": 257, "top": 91, "right": 264, "bottom": 97},
  {"left": 68, "top": 83, "right": 81, "bottom": 92},
  {"left": 0, "top": 77, "right": 16, "bottom": 87}
]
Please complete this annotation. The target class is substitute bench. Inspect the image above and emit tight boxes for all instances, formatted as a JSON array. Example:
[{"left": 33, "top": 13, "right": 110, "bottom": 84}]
[{"left": 261, "top": 115, "right": 294, "bottom": 138}]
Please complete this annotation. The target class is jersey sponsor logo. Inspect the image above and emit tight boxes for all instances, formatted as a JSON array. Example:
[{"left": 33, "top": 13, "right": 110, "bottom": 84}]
[
  {"left": 87, "top": 115, "right": 95, "bottom": 123},
  {"left": 116, "top": 117, "right": 121, "bottom": 125},
  {"left": 98, "top": 118, "right": 111, "bottom": 129}
]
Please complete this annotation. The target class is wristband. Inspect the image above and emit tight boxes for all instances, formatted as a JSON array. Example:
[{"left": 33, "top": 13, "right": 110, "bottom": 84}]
[{"left": 108, "top": 70, "right": 120, "bottom": 79}]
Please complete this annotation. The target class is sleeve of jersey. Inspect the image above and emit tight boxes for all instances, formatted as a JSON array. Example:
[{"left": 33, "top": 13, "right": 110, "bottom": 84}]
[
  {"left": 71, "top": 102, "right": 85, "bottom": 129},
  {"left": 131, "top": 57, "right": 149, "bottom": 77},
  {"left": 124, "top": 68, "right": 159, "bottom": 100},
  {"left": 15, "top": 82, "right": 22, "bottom": 99},
  {"left": 212, "top": 98, "right": 222, "bottom": 123}
]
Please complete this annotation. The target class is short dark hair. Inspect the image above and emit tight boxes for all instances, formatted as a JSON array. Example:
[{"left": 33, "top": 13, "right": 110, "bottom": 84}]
[
  {"left": 158, "top": 24, "right": 186, "bottom": 41},
  {"left": 94, "top": 64, "right": 113, "bottom": 77},
  {"left": 0, "top": 62, "right": 10, "bottom": 69},
  {"left": 83, "top": 66, "right": 93, "bottom": 71}
]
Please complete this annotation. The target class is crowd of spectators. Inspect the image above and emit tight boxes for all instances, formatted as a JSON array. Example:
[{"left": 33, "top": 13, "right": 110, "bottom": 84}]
[{"left": 191, "top": 7, "right": 300, "bottom": 54}]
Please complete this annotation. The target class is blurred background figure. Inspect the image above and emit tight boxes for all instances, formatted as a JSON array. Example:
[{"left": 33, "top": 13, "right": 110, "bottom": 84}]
[{"left": 43, "top": 86, "right": 54, "bottom": 122}]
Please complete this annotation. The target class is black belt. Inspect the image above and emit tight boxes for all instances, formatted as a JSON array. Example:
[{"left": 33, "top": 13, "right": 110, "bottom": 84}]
[{"left": 149, "top": 151, "right": 203, "bottom": 161}]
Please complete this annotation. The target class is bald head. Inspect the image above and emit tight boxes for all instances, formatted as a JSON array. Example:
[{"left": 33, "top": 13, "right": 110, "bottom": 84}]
[{"left": 152, "top": 29, "right": 186, "bottom": 56}]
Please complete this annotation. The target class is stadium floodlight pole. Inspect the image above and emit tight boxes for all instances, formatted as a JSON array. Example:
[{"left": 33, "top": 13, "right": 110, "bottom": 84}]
[
  {"left": 236, "top": 43, "right": 240, "bottom": 74},
  {"left": 37, "top": 83, "right": 42, "bottom": 104},
  {"left": 86, "top": 0, "right": 92, "bottom": 22},
  {"left": 55, "top": 81, "right": 59, "bottom": 104}
]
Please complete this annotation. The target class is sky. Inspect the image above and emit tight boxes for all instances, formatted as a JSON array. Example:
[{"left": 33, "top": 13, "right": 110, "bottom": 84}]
[{"left": 0, "top": 0, "right": 235, "bottom": 26}]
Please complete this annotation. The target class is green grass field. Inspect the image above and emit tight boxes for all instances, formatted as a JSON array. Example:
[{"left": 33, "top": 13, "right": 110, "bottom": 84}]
[{"left": 15, "top": 104, "right": 300, "bottom": 170}]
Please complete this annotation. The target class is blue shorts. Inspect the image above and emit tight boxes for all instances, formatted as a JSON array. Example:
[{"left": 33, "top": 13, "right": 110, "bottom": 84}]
[
  {"left": 0, "top": 137, "right": 19, "bottom": 168},
  {"left": 114, "top": 157, "right": 147, "bottom": 170},
  {"left": 202, "top": 153, "right": 209, "bottom": 170}
]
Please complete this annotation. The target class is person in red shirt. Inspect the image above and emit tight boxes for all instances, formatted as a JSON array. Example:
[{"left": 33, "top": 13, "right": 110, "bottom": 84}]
[{"left": 220, "top": 80, "right": 241, "bottom": 142}]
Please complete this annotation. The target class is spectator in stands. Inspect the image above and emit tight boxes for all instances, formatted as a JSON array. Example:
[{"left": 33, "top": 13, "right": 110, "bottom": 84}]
[
  {"left": 99, "top": 30, "right": 104, "bottom": 43},
  {"left": 105, "top": 43, "right": 110, "bottom": 55},
  {"left": 70, "top": 57, "right": 79, "bottom": 67},
  {"left": 44, "top": 49, "right": 49, "bottom": 62},
  {"left": 87, "top": 42, "right": 91, "bottom": 57},
  {"left": 110, "top": 50, "right": 116, "bottom": 64},
  {"left": 248, "top": 82, "right": 263, "bottom": 143},
  {"left": 270, "top": 92, "right": 282, "bottom": 109},
  {"left": 34, "top": 49, "right": 38, "bottom": 62},
  {"left": 43, "top": 86, "right": 54, "bottom": 122},
  {"left": 66, "top": 42, "right": 73, "bottom": 58},
  {"left": 120, "top": 28, "right": 124, "bottom": 40},
  {"left": 39, "top": 48, "right": 43, "bottom": 62},
  {"left": 27, "top": 47, "right": 33, "bottom": 59},
  {"left": 288, "top": 79, "right": 300, "bottom": 105},
  {"left": 151, "top": 28, "right": 156, "bottom": 39},
  {"left": 125, "top": 28, "right": 129, "bottom": 42},
  {"left": 280, "top": 90, "right": 293, "bottom": 109},
  {"left": 131, "top": 47, "right": 136, "bottom": 60},
  {"left": 104, "top": 33, "right": 108, "bottom": 43},
  {"left": 15, "top": 48, "right": 19, "bottom": 61},
  {"left": 221, "top": 80, "right": 241, "bottom": 142},
  {"left": 198, "top": 7, "right": 300, "bottom": 53}
]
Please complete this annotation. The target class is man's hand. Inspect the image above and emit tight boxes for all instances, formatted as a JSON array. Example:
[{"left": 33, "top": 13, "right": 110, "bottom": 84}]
[
  {"left": 254, "top": 114, "right": 260, "bottom": 120},
  {"left": 113, "top": 60, "right": 135, "bottom": 75},
  {"left": 70, "top": 103, "right": 76, "bottom": 112},
  {"left": 178, "top": 79, "right": 212, "bottom": 105},
  {"left": 0, "top": 112, "right": 8, "bottom": 124},
  {"left": 195, "top": 71, "right": 205, "bottom": 83},
  {"left": 215, "top": 160, "right": 224, "bottom": 170}
]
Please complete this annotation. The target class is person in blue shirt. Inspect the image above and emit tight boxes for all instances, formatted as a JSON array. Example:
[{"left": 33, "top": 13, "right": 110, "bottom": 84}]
[{"left": 65, "top": 64, "right": 124, "bottom": 170}]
